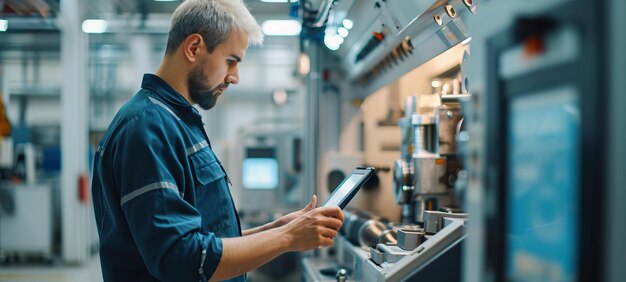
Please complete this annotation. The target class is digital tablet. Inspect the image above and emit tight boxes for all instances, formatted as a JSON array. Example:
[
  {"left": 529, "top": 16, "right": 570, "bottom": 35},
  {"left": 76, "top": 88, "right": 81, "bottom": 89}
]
[{"left": 322, "top": 167, "right": 375, "bottom": 209}]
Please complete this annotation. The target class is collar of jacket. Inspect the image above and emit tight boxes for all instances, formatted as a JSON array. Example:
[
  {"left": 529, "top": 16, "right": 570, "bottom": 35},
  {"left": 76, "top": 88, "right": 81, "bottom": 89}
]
[{"left": 141, "top": 73, "right": 203, "bottom": 119}]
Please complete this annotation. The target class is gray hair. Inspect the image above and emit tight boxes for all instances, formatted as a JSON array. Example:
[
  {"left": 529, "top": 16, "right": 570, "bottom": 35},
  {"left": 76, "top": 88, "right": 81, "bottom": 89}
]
[{"left": 165, "top": 0, "right": 264, "bottom": 55}]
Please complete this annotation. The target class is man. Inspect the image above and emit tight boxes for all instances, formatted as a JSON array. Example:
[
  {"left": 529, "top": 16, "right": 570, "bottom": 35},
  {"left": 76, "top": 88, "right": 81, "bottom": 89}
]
[{"left": 91, "top": 0, "right": 343, "bottom": 281}]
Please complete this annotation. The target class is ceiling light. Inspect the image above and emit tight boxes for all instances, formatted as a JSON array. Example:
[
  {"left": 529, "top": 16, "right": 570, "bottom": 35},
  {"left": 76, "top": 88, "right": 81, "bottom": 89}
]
[
  {"left": 324, "top": 34, "right": 343, "bottom": 51},
  {"left": 0, "top": 20, "right": 7, "bottom": 32},
  {"left": 342, "top": 19, "right": 353, "bottom": 30},
  {"left": 337, "top": 27, "right": 349, "bottom": 38},
  {"left": 260, "top": 0, "right": 298, "bottom": 2},
  {"left": 82, "top": 19, "right": 107, "bottom": 34},
  {"left": 153, "top": 0, "right": 177, "bottom": 1},
  {"left": 262, "top": 20, "right": 301, "bottom": 36}
]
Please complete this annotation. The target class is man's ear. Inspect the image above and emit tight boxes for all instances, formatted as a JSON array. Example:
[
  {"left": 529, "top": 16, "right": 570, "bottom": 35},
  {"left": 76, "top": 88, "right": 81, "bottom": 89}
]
[{"left": 182, "top": 34, "right": 204, "bottom": 63}]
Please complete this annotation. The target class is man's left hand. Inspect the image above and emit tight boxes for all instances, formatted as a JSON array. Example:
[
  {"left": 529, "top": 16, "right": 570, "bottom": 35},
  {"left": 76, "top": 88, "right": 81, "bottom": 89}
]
[{"left": 274, "top": 195, "right": 317, "bottom": 228}]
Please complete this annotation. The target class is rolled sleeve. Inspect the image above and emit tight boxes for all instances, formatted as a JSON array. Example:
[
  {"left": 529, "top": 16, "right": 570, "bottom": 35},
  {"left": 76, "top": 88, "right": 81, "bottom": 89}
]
[
  {"left": 113, "top": 110, "right": 222, "bottom": 281},
  {"left": 199, "top": 234, "right": 223, "bottom": 282}
]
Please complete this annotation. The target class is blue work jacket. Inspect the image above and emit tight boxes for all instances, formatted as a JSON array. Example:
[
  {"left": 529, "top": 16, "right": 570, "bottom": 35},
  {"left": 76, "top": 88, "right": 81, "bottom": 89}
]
[{"left": 92, "top": 74, "right": 244, "bottom": 282}]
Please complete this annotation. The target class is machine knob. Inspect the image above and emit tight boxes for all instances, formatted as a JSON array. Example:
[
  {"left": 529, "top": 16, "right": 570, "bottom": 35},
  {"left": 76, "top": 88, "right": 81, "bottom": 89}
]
[{"left": 336, "top": 268, "right": 348, "bottom": 282}]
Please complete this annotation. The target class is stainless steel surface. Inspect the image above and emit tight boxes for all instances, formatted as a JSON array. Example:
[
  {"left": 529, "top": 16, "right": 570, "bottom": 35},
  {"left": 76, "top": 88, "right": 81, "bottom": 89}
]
[
  {"left": 412, "top": 114, "right": 439, "bottom": 154},
  {"left": 363, "top": 218, "right": 467, "bottom": 281},
  {"left": 376, "top": 244, "right": 412, "bottom": 264},
  {"left": 413, "top": 156, "right": 445, "bottom": 195},
  {"left": 422, "top": 210, "right": 467, "bottom": 234},
  {"left": 370, "top": 247, "right": 385, "bottom": 265},
  {"left": 336, "top": 0, "right": 474, "bottom": 85},
  {"left": 439, "top": 103, "right": 463, "bottom": 154},
  {"left": 397, "top": 229, "right": 424, "bottom": 251}
]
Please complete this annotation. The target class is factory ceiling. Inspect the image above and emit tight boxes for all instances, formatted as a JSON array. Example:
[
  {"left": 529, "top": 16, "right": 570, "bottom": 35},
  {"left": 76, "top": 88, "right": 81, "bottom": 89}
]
[{"left": 1, "top": 0, "right": 291, "bottom": 19}]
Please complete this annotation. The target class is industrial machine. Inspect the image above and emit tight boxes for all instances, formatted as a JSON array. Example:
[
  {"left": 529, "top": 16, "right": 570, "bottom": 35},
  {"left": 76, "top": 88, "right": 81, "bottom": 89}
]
[
  {"left": 0, "top": 183, "right": 54, "bottom": 263},
  {"left": 231, "top": 121, "right": 304, "bottom": 217},
  {"left": 299, "top": 0, "right": 475, "bottom": 281},
  {"left": 300, "top": 0, "right": 626, "bottom": 280},
  {"left": 228, "top": 121, "right": 304, "bottom": 279}
]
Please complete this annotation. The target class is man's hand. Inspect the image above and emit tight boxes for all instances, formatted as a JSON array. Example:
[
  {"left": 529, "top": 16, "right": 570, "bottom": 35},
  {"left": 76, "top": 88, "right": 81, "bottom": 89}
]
[
  {"left": 274, "top": 195, "right": 317, "bottom": 228},
  {"left": 213, "top": 198, "right": 344, "bottom": 281},
  {"left": 242, "top": 195, "right": 319, "bottom": 236},
  {"left": 279, "top": 205, "right": 344, "bottom": 251}
]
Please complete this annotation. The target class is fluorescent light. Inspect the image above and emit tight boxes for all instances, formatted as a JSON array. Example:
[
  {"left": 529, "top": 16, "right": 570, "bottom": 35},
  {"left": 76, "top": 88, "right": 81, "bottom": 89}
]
[
  {"left": 261, "top": 20, "right": 301, "bottom": 36},
  {"left": 0, "top": 19, "right": 7, "bottom": 32},
  {"left": 82, "top": 19, "right": 107, "bottom": 33},
  {"left": 342, "top": 19, "right": 353, "bottom": 30},
  {"left": 337, "top": 27, "right": 349, "bottom": 38}
]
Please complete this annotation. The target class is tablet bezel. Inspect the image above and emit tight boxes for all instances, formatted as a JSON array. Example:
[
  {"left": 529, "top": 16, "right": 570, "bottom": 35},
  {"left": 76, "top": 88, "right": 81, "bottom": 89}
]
[{"left": 322, "top": 166, "right": 375, "bottom": 209}]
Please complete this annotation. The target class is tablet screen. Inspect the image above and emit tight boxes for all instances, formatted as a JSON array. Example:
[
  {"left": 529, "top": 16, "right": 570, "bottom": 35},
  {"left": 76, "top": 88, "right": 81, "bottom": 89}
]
[{"left": 325, "top": 174, "right": 365, "bottom": 207}]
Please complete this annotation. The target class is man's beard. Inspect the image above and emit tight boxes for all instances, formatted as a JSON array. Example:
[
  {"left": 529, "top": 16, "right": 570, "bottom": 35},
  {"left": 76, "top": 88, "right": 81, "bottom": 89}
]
[{"left": 187, "top": 65, "right": 228, "bottom": 110}]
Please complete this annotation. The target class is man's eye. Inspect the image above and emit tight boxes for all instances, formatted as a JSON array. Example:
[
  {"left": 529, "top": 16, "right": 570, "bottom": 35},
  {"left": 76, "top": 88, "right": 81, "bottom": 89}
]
[{"left": 227, "top": 59, "right": 235, "bottom": 65}]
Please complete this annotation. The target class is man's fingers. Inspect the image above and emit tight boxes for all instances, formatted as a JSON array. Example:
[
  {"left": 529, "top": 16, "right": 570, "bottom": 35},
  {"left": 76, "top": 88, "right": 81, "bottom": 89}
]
[
  {"left": 309, "top": 195, "right": 317, "bottom": 209},
  {"left": 318, "top": 217, "right": 343, "bottom": 231},
  {"left": 304, "top": 195, "right": 317, "bottom": 211},
  {"left": 319, "top": 206, "right": 344, "bottom": 221}
]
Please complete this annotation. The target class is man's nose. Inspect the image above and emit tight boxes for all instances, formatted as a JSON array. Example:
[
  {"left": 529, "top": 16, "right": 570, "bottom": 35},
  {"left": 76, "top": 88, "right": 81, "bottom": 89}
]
[{"left": 226, "top": 70, "right": 239, "bottom": 85}]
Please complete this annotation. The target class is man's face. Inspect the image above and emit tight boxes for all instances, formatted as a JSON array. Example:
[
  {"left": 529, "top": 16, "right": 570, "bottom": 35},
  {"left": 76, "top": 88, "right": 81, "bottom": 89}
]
[{"left": 188, "top": 29, "right": 248, "bottom": 110}]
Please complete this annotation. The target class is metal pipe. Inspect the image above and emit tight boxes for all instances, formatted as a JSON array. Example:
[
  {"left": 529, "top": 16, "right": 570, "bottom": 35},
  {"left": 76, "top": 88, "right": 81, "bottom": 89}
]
[{"left": 304, "top": 39, "right": 321, "bottom": 206}]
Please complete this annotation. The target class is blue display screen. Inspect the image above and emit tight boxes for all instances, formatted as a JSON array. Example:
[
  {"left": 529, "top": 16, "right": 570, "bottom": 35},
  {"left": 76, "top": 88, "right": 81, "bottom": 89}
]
[
  {"left": 242, "top": 158, "right": 279, "bottom": 189},
  {"left": 506, "top": 86, "right": 579, "bottom": 281}
]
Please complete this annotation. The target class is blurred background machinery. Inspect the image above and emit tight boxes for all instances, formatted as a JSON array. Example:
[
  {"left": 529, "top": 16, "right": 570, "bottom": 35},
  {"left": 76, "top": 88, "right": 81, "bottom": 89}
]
[{"left": 0, "top": 0, "right": 624, "bottom": 282}]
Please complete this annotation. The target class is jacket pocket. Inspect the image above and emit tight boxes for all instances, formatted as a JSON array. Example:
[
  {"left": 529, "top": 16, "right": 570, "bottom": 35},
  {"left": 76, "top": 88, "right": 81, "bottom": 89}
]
[{"left": 188, "top": 148, "right": 231, "bottom": 232}]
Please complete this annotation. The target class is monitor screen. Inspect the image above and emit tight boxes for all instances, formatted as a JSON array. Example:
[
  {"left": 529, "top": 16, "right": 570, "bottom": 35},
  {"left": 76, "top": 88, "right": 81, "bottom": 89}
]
[
  {"left": 324, "top": 173, "right": 365, "bottom": 207},
  {"left": 506, "top": 86, "right": 579, "bottom": 281},
  {"left": 242, "top": 158, "right": 279, "bottom": 189}
]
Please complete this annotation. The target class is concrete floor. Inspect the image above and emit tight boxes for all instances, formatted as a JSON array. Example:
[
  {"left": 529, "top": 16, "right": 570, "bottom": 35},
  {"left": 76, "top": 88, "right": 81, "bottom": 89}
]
[
  {"left": 0, "top": 255, "right": 301, "bottom": 282},
  {"left": 0, "top": 256, "right": 103, "bottom": 282}
]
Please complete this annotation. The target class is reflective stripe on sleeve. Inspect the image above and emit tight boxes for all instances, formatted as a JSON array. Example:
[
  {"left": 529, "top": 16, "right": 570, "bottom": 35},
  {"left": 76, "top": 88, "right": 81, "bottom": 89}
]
[{"left": 120, "top": 181, "right": 179, "bottom": 206}]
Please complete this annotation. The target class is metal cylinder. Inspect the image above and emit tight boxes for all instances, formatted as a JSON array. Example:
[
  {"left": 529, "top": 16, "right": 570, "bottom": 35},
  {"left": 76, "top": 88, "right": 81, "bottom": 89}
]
[
  {"left": 358, "top": 220, "right": 387, "bottom": 248},
  {"left": 412, "top": 115, "right": 439, "bottom": 154},
  {"left": 379, "top": 229, "right": 398, "bottom": 245}
]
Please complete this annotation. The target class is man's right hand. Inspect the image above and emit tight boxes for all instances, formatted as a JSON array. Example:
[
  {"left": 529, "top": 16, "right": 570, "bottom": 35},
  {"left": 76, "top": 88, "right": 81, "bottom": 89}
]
[
  {"left": 280, "top": 206, "right": 344, "bottom": 252},
  {"left": 212, "top": 204, "right": 344, "bottom": 281}
]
